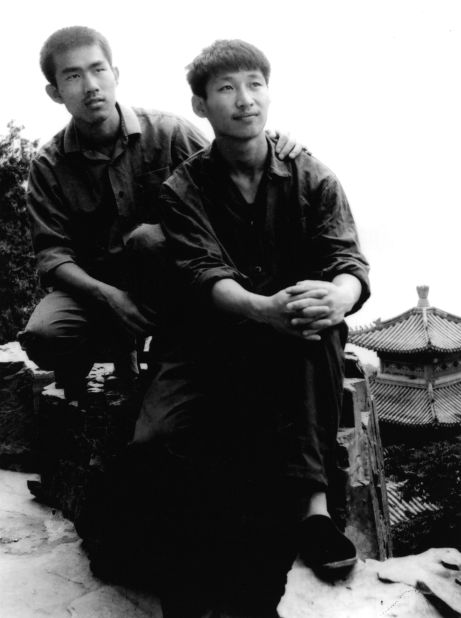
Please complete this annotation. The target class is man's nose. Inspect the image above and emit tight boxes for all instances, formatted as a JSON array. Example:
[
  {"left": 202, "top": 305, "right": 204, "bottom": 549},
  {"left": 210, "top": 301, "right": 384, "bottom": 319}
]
[
  {"left": 236, "top": 86, "right": 254, "bottom": 108},
  {"left": 83, "top": 72, "right": 99, "bottom": 92}
]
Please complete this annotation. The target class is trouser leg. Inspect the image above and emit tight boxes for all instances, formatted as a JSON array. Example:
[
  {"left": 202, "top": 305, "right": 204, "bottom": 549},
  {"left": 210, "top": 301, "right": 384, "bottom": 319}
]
[
  {"left": 206, "top": 321, "right": 347, "bottom": 516},
  {"left": 18, "top": 290, "right": 94, "bottom": 399},
  {"left": 18, "top": 289, "right": 138, "bottom": 398},
  {"left": 124, "top": 223, "right": 170, "bottom": 314},
  {"left": 285, "top": 321, "right": 348, "bottom": 490}
]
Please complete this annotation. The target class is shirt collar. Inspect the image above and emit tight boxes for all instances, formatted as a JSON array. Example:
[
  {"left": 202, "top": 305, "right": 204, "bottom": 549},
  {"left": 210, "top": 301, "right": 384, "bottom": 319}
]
[
  {"left": 63, "top": 103, "right": 141, "bottom": 154},
  {"left": 205, "top": 135, "right": 292, "bottom": 179}
]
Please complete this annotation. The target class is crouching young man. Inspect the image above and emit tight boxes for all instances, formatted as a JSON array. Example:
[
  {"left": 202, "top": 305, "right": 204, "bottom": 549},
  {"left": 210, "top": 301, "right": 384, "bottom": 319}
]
[
  {"left": 133, "top": 38, "right": 370, "bottom": 610},
  {"left": 19, "top": 27, "right": 301, "bottom": 404}
]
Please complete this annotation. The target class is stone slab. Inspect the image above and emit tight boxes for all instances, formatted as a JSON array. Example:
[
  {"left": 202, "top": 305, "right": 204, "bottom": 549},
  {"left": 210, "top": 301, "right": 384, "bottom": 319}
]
[{"left": 0, "top": 469, "right": 161, "bottom": 618}]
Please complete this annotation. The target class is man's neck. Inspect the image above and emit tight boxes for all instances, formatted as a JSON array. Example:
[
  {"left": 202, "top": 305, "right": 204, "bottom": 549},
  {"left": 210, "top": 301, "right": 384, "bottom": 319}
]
[
  {"left": 216, "top": 133, "right": 268, "bottom": 203},
  {"left": 74, "top": 107, "right": 121, "bottom": 154},
  {"left": 216, "top": 133, "right": 268, "bottom": 177}
]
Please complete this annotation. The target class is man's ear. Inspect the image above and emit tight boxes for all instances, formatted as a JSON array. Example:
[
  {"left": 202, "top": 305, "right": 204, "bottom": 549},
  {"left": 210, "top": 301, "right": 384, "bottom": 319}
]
[
  {"left": 113, "top": 66, "right": 120, "bottom": 85},
  {"left": 45, "top": 83, "right": 64, "bottom": 104},
  {"left": 192, "top": 95, "right": 207, "bottom": 119}
]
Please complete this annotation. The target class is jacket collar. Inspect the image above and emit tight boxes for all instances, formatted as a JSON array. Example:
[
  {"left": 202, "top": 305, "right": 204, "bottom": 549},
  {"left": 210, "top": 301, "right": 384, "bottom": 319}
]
[
  {"left": 63, "top": 103, "right": 140, "bottom": 153},
  {"left": 204, "top": 134, "right": 292, "bottom": 179}
]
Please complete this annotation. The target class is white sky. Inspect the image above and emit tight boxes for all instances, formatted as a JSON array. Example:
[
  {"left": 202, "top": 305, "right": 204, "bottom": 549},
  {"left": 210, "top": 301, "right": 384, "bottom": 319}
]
[{"left": 2, "top": 0, "right": 461, "bottom": 327}]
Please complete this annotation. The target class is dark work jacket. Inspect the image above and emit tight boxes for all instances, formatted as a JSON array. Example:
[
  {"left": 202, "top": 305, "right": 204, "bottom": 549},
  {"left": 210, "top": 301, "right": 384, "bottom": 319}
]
[
  {"left": 27, "top": 105, "right": 208, "bottom": 288},
  {"left": 159, "top": 136, "right": 370, "bottom": 339}
]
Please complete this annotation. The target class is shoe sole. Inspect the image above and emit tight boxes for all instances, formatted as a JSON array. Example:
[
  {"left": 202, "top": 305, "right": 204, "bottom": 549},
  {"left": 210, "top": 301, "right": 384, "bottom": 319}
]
[{"left": 320, "top": 556, "right": 357, "bottom": 570}]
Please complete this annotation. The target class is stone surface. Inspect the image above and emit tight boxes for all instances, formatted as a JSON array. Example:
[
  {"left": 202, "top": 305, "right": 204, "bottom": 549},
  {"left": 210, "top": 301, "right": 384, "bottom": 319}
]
[
  {"left": 1, "top": 468, "right": 460, "bottom": 618},
  {"left": 377, "top": 548, "right": 461, "bottom": 614},
  {"left": 277, "top": 554, "right": 461, "bottom": 618},
  {"left": 0, "top": 468, "right": 161, "bottom": 618}
]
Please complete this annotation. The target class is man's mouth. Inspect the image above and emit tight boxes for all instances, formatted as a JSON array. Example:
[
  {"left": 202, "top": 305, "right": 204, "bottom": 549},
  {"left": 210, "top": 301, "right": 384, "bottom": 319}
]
[
  {"left": 233, "top": 112, "right": 259, "bottom": 120},
  {"left": 85, "top": 97, "right": 105, "bottom": 108}
]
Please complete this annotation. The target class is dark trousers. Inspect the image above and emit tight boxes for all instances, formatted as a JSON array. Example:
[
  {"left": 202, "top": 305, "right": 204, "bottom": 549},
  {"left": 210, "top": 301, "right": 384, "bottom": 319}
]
[
  {"left": 135, "top": 321, "right": 347, "bottom": 497},
  {"left": 19, "top": 223, "right": 167, "bottom": 397},
  {"left": 127, "top": 322, "right": 347, "bottom": 614},
  {"left": 85, "top": 321, "right": 347, "bottom": 615}
]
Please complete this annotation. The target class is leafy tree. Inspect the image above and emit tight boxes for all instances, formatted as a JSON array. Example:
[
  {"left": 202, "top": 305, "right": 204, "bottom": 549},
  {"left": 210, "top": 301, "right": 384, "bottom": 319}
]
[
  {"left": 0, "top": 122, "right": 41, "bottom": 343},
  {"left": 385, "top": 438, "right": 461, "bottom": 555}
]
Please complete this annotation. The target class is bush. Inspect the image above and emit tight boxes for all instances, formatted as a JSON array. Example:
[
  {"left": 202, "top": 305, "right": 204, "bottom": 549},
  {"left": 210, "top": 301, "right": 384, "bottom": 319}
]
[
  {"left": 385, "top": 438, "right": 461, "bottom": 555},
  {"left": 0, "top": 122, "right": 41, "bottom": 343}
]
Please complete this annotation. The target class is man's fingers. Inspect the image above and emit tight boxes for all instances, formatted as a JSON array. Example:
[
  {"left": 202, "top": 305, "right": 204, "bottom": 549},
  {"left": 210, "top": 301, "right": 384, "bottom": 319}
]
[
  {"left": 301, "top": 331, "right": 322, "bottom": 341},
  {"left": 285, "top": 281, "right": 328, "bottom": 295},
  {"left": 286, "top": 289, "right": 328, "bottom": 304},
  {"left": 291, "top": 316, "right": 332, "bottom": 328},
  {"left": 138, "top": 303, "right": 158, "bottom": 320},
  {"left": 273, "top": 130, "right": 289, "bottom": 156},
  {"left": 122, "top": 309, "right": 155, "bottom": 335},
  {"left": 287, "top": 301, "right": 330, "bottom": 315},
  {"left": 287, "top": 142, "right": 303, "bottom": 159}
]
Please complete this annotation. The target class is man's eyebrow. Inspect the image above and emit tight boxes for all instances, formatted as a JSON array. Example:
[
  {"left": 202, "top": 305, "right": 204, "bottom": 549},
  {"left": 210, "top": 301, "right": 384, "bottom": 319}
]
[
  {"left": 60, "top": 61, "right": 106, "bottom": 74},
  {"left": 213, "top": 74, "right": 234, "bottom": 81},
  {"left": 214, "top": 71, "right": 263, "bottom": 80}
]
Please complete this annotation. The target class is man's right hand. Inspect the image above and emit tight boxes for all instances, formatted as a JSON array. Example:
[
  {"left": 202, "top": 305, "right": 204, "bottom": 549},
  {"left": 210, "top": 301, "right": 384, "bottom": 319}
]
[
  {"left": 101, "top": 286, "right": 156, "bottom": 336},
  {"left": 211, "top": 278, "right": 330, "bottom": 342},
  {"left": 52, "top": 262, "right": 156, "bottom": 336},
  {"left": 259, "top": 289, "right": 330, "bottom": 340}
]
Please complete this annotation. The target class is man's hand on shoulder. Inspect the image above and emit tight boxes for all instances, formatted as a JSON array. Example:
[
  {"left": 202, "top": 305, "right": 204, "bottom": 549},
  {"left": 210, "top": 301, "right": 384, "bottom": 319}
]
[{"left": 267, "top": 129, "right": 307, "bottom": 160}]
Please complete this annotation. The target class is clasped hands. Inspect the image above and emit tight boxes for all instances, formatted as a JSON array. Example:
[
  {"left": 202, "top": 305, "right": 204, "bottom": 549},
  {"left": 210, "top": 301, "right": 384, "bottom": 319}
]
[{"left": 266, "top": 279, "right": 354, "bottom": 341}]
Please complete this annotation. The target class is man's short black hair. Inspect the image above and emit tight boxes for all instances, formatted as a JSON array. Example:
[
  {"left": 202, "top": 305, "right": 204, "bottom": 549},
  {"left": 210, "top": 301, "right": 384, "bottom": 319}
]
[
  {"left": 40, "top": 26, "right": 113, "bottom": 86},
  {"left": 186, "top": 39, "right": 271, "bottom": 99}
]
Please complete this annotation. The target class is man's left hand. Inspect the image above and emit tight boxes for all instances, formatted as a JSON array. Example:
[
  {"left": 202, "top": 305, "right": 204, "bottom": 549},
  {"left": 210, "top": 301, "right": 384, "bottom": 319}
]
[
  {"left": 268, "top": 129, "right": 306, "bottom": 160},
  {"left": 284, "top": 278, "right": 359, "bottom": 339}
]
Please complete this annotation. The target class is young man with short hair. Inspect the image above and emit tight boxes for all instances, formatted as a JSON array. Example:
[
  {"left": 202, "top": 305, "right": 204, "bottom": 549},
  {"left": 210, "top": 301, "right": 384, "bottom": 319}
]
[
  {"left": 135, "top": 39, "right": 370, "bottom": 579},
  {"left": 19, "top": 27, "right": 299, "bottom": 402}
]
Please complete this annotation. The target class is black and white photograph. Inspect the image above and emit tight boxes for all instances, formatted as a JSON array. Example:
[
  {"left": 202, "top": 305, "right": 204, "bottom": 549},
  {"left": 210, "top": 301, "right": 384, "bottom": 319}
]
[{"left": 0, "top": 1, "right": 460, "bottom": 616}]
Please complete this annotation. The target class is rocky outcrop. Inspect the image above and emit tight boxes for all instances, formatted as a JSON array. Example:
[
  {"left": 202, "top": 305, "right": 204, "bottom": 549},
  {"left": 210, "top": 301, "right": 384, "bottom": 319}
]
[
  {"left": 0, "top": 342, "right": 392, "bottom": 561},
  {"left": 30, "top": 364, "right": 144, "bottom": 521},
  {"left": 278, "top": 548, "right": 461, "bottom": 618},
  {"left": 1, "top": 468, "right": 459, "bottom": 618},
  {"left": 0, "top": 342, "right": 53, "bottom": 469}
]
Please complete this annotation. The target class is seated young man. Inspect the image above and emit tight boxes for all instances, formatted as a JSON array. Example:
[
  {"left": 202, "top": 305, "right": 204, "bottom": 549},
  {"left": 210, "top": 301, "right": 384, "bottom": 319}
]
[
  {"left": 19, "top": 27, "right": 300, "bottom": 403},
  {"left": 133, "top": 38, "right": 370, "bottom": 583}
]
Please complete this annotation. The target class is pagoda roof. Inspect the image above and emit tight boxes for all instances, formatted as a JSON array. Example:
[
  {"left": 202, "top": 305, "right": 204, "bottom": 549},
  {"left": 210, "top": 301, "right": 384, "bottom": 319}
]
[
  {"left": 371, "top": 378, "right": 461, "bottom": 426},
  {"left": 349, "top": 286, "right": 461, "bottom": 353},
  {"left": 386, "top": 480, "right": 438, "bottom": 527}
]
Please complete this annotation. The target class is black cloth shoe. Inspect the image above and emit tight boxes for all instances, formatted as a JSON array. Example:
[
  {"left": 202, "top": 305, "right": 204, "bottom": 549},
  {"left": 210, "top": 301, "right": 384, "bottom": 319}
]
[{"left": 298, "top": 514, "right": 357, "bottom": 572}]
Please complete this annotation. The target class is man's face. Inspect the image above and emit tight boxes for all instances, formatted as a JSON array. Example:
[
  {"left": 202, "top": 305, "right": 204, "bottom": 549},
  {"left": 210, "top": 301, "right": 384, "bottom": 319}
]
[
  {"left": 47, "top": 43, "right": 119, "bottom": 129},
  {"left": 195, "top": 69, "right": 270, "bottom": 140}
]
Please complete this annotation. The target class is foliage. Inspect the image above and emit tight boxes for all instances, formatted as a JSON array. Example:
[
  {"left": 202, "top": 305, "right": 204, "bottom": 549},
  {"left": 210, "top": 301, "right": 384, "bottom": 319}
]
[
  {"left": 385, "top": 438, "right": 461, "bottom": 555},
  {"left": 0, "top": 122, "right": 41, "bottom": 343}
]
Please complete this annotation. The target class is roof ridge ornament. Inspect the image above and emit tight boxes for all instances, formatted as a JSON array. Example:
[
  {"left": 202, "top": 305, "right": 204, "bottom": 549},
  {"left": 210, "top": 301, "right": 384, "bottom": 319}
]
[{"left": 417, "top": 285, "right": 430, "bottom": 308}]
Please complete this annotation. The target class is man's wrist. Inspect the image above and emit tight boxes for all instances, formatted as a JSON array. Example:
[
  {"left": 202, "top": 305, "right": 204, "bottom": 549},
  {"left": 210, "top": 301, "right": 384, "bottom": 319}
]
[
  {"left": 333, "top": 274, "right": 361, "bottom": 313},
  {"left": 90, "top": 280, "right": 115, "bottom": 304},
  {"left": 246, "top": 293, "right": 269, "bottom": 323}
]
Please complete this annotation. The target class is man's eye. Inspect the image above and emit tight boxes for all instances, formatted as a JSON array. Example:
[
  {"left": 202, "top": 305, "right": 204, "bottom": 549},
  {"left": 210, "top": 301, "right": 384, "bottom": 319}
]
[
  {"left": 251, "top": 82, "right": 263, "bottom": 88},
  {"left": 96, "top": 67, "right": 107, "bottom": 72},
  {"left": 66, "top": 73, "right": 80, "bottom": 81},
  {"left": 219, "top": 85, "right": 233, "bottom": 92}
]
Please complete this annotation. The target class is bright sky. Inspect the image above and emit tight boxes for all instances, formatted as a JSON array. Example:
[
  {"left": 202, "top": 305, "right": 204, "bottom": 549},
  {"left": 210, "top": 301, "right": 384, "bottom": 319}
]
[{"left": 2, "top": 0, "right": 461, "bottom": 327}]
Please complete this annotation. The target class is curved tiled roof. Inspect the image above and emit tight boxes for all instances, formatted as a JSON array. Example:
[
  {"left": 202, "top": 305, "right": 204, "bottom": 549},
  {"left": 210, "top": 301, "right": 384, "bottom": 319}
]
[
  {"left": 371, "top": 379, "right": 461, "bottom": 426},
  {"left": 349, "top": 307, "right": 461, "bottom": 353},
  {"left": 386, "top": 480, "right": 438, "bottom": 527}
]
